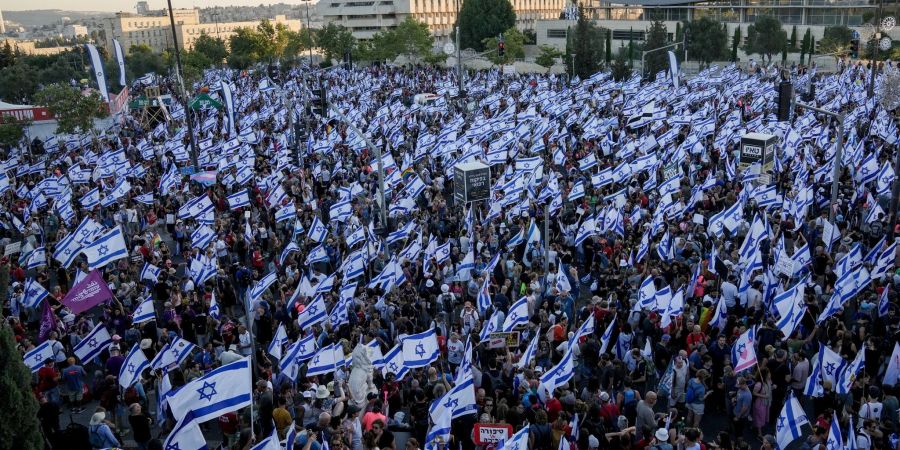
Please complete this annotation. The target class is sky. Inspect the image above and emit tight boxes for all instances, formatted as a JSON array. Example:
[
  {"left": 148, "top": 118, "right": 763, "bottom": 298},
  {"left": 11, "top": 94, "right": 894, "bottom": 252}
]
[{"left": 4, "top": 0, "right": 313, "bottom": 12}]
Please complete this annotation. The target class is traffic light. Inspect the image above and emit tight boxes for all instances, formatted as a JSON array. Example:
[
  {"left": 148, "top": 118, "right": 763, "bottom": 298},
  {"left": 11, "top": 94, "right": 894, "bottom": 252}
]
[
  {"left": 777, "top": 81, "right": 794, "bottom": 122},
  {"left": 850, "top": 39, "right": 859, "bottom": 58},
  {"left": 310, "top": 85, "right": 327, "bottom": 117},
  {"left": 498, "top": 41, "right": 505, "bottom": 58}
]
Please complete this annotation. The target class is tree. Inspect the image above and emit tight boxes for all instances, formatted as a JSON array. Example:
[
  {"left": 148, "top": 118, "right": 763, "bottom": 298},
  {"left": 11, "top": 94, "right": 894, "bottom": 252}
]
[
  {"left": 684, "top": 17, "right": 729, "bottom": 68},
  {"left": 605, "top": 29, "right": 612, "bottom": 64},
  {"left": 0, "top": 115, "right": 29, "bottom": 148},
  {"left": 483, "top": 27, "right": 525, "bottom": 65},
  {"left": 0, "top": 42, "right": 15, "bottom": 70},
  {"left": 316, "top": 23, "right": 356, "bottom": 64},
  {"left": 818, "top": 25, "right": 853, "bottom": 62},
  {"left": 611, "top": 44, "right": 632, "bottom": 81},
  {"left": 34, "top": 83, "right": 109, "bottom": 134},
  {"left": 800, "top": 28, "right": 811, "bottom": 64},
  {"left": 127, "top": 44, "right": 169, "bottom": 76},
  {"left": 731, "top": 26, "right": 742, "bottom": 62},
  {"left": 781, "top": 41, "right": 788, "bottom": 63},
  {"left": 284, "top": 28, "right": 316, "bottom": 59},
  {"left": 192, "top": 33, "right": 227, "bottom": 64},
  {"left": 789, "top": 25, "right": 798, "bottom": 51},
  {"left": 0, "top": 324, "right": 43, "bottom": 450},
  {"left": 368, "top": 17, "right": 437, "bottom": 63},
  {"left": 746, "top": 16, "right": 787, "bottom": 63},
  {"left": 744, "top": 24, "right": 758, "bottom": 56},
  {"left": 567, "top": 6, "right": 604, "bottom": 79},
  {"left": 535, "top": 45, "right": 563, "bottom": 69},
  {"left": 675, "top": 22, "right": 682, "bottom": 44},
  {"left": 181, "top": 50, "right": 213, "bottom": 85},
  {"left": 643, "top": 20, "right": 669, "bottom": 79},
  {"left": 457, "top": 0, "right": 516, "bottom": 51},
  {"left": 0, "top": 63, "right": 39, "bottom": 103}
]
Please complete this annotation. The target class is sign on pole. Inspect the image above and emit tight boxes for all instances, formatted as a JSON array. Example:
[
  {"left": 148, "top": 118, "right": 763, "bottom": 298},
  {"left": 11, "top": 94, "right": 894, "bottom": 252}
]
[{"left": 473, "top": 424, "right": 514, "bottom": 445}]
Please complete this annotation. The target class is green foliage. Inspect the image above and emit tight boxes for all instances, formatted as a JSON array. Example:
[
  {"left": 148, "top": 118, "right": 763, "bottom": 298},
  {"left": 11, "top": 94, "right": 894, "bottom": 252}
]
[
  {"left": 535, "top": 45, "right": 563, "bottom": 68},
  {"left": 611, "top": 44, "right": 632, "bottom": 81},
  {"left": 0, "top": 324, "right": 43, "bottom": 450},
  {"left": 227, "top": 20, "right": 292, "bottom": 67},
  {"left": 568, "top": 6, "right": 604, "bottom": 78},
  {"left": 0, "top": 42, "right": 16, "bottom": 70},
  {"left": 675, "top": 22, "right": 682, "bottom": 43},
  {"left": 744, "top": 24, "right": 757, "bottom": 55},
  {"left": 193, "top": 33, "right": 228, "bottom": 64},
  {"left": 457, "top": 0, "right": 516, "bottom": 51},
  {"left": 0, "top": 63, "right": 39, "bottom": 103},
  {"left": 483, "top": 27, "right": 525, "bottom": 65},
  {"left": 0, "top": 115, "right": 30, "bottom": 148},
  {"left": 605, "top": 29, "right": 612, "bottom": 64},
  {"left": 523, "top": 29, "right": 537, "bottom": 45},
  {"left": 367, "top": 17, "right": 437, "bottom": 63},
  {"left": 782, "top": 41, "right": 788, "bottom": 63},
  {"left": 316, "top": 23, "right": 356, "bottom": 64},
  {"left": 34, "top": 83, "right": 109, "bottom": 135},
  {"left": 789, "top": 25, "right": 798, "bottom": 51},
  {"left": 127, "top": 44, "right": 169, "bottom": 76},
  {"left": 284, "top": 28, "right": 317, "bottom": 59},
  {"left": 684, "top": 17, "right": 728, "bottom": 68},
  {"left": 818, "top": 25, "right": 854, "bottom": 58},
  {"left": 800, "top": 28, "right": 811, "bottom": 64},
  {"left": 746, "top": 16, "right": 787, "bottom": 63},
  {"left": 731, "top": 27, "right": 742, "bottom": 62},
  {"left": 643, "top": 20, "right": 669, "bottom": 79}
]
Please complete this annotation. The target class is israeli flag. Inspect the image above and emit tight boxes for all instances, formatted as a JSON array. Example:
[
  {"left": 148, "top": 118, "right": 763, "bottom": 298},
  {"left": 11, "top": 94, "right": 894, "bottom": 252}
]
[
  {"left": 731, "top": 326, "right": 758, "bottom": 373},
  {"left": 178, "top": 194, "right": 214, "bottom": 220},
  {"left": 80, "top": 187, "right": 100, "bottom": 209},
  {"left": 775, "top": 392, "right": 809, "bottom": 450},
  {"left": 297, "top": 295, "right": 328, "bottom": 331},
  {"left": 497, "top": 424, "right": 530, "bottom": 450},
  {"left": 72, "top": 323, "right": 111, "bottom": 364},
  {"left": 517, "top": 332, "right": 540, "bottom": 370},
  {"left": 274, "top": 203, "right": 297, "bottom": 223},
  {"left": 599, "top": 314, "right": 617, "bottom": 355},
  {"left": 306, "top": 343, "right": 340, "bottom": 376},
  {"left": 402, "top": 328, "right": 440, "bottom": 369},
  {"left": 26, "top": 246, "right": 47, "bottom": 270},
  {"left": 81, "top": 226, "right": 128, "bottom": 270},
  {"left": 249, "top": 271, "right": 278, "bottom": 305},
  {"left": 308, "top": 216, "right": 327, "bottom": 243},
  {"left": 227, "top": 189, "right": 250, "bottom": 210},
  {"left": 381, "top": 344, "right": 409, "bottom": 380},
  {"left": 208, "top": 291, "right": 220, "bottom": 320},
  {"left": 279, "top": 241, "right": 300, "bottom": 267},
  {"left": 134, "top": 192, "right": 154, "bottom": 205},
  {"left": 836, "top": 350, "right": 865, "bottom": 395},
  {"left": 570, "top": 315, "right": 595, "bottom": 346},
  {"left": 141, "top": 262, "right": 161, "bottom": 283},
  {"left": 22, "top": 278, "right": 50, "bottom": 309},
  {"left": 168, "top": 357, "right": 252, "bottom": 424},
  {"left": 162, "top": 414, "right": 207, "bottom": 450},
  {"left": 23, "top": 341, "right": 54, "bottom": 373},
  {"left": 132, "top": 297, "right": 156, "bottom": 324},
  {"left": 825, "top": 411, "right": 843, "bottom": 450},
  {"left": 502, "top": 296, "right": 530, "bottom": 332},
  {"left": 190, "top": 224, "right": 216, "bottom": 250},
  {"left": 330, "top": 200, "right": 353, "bottom": 223},
  {"left": 249, "top": 424, "right": 279, "bottom": 450},
  {"left": 433, "top": 242, "right": 451, "bottom": 264},
  {"left": 119, "top": 344, "right": 150, "bottom": 388},
  {"left": 280, "top": 334, "right": 317, "bottom": 380}
]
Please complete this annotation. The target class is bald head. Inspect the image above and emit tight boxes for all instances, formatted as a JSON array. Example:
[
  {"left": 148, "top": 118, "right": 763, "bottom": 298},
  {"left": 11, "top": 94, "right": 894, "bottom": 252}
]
[{"left": 645, "top": 391, "right": 658, "bottom": 405}]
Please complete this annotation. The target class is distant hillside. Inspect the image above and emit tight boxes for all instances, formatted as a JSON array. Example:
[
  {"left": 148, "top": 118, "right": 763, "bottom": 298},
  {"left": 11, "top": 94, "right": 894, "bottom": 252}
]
[{"left": 3, "top": 10, "right": 113, "bottom": 28}]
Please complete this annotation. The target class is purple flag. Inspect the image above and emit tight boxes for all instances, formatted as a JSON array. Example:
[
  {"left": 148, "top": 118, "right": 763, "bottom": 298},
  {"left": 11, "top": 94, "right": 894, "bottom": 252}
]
[
  {"left": 38, "top": 300, "right": 57, "bottom": 342},
  {"left": 60, "top": 270, "right": 114, "bottom": 314}
]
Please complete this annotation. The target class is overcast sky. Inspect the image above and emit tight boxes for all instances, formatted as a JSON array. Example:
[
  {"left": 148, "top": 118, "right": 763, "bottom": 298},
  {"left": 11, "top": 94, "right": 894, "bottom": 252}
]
[{"left": 4, "top": 0, "right": 312, "bottom": 12}]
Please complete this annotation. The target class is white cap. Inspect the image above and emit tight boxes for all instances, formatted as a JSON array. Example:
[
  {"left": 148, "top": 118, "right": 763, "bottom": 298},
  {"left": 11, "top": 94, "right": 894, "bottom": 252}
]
[{"left": 589, "top": 435, "right": 600, "bottom": 448}]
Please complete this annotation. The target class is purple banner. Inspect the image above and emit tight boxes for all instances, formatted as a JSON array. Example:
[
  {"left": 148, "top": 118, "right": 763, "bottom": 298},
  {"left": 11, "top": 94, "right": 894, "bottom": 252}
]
[{"left": 60, "top": 270, "right": 114, "bottom": 314}]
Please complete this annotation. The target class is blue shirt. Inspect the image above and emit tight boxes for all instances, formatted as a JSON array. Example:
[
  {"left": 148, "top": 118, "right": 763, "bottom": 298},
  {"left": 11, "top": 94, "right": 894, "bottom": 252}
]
[{"left": 733, "top": 388, "right": 752, "bottom": 418}]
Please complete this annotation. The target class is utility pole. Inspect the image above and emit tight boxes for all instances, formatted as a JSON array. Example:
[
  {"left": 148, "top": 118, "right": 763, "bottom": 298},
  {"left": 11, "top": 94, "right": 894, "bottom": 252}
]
[
  {"left": 868, "top": 0, "right": 884, "bottom": 98},
  {"left": 306, "top": 0, "right": 313, "bottom": 64},
  {"left": 796, "top": 101, "right": 844, "bottom": 221},
  {"left": 165, "top": 0, "right": 200, "bottom": 170},
  {"left": 454, "top": 0, "right": 464, "bottom": 96}
]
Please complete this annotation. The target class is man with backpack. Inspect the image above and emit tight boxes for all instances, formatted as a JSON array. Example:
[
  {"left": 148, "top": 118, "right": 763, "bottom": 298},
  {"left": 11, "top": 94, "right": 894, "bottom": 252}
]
[{"left": 88, "top": 412, "right": 120, "bottom": 449}]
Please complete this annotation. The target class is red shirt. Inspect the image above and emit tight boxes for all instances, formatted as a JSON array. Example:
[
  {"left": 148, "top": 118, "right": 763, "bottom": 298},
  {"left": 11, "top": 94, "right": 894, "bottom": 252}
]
[
  {"left": 37, "top": 366, "right": 58, "bottom": 392},
  {"left": 218, "top": 411, "right": 239, "bottom": 434},
  {"left": 545, "top": 397, "right": 562, "bottom": 423}
]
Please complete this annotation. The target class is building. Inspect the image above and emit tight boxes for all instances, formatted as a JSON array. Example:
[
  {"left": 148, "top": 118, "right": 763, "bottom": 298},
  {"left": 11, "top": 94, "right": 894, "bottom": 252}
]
[
  {"left": 100, "top": 8, "right": 302, "bottom": 53},
  {"left": 537, "top": 0, "right": 881, "bottom": 54},
  {"left": 1, "top": 38, "right": 73, "bottom": 56},
  {"left": 320, "top": 0, "right": 568, "bottom": 40},
  {"left": 0, "top": 7, "right": 5, "bottom": 34},
  {"left": 63, "top": 24, "right": 89, "bottom": 39}
]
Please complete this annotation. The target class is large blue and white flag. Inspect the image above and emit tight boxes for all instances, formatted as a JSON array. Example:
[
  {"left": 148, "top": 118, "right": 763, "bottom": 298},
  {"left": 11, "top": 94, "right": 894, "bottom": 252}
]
[
  {"left": 308, "top": 216, "right": 327, "bottom": 242},
  {"left": 248, "top": 271, "right": 278, "bottom": 305},
  {"left": 599, "top": 314, "right": 617, "bottom": 355},
  {"left": 825, "top": 411, "right": 843, "bottom": 450},
  {"left": 141, "top": 262, "right": 161, "bottom": 283},
  {"left": 227, "top": 189, "right": 250, "bottom": 210},
  {"left": 131, "top": 297, "right": 156, "bottom": 324},
  {"left": 268, "top": 324, "right": 288, "bottom": 360},
  {"left": 497, "top": 424, "right": 530, "bottom": 450},
  {"left": 26, "top": 246, "right": 47, "bottom": 270},
  {"left": 517, "top": 332, "right": 540, "bottom": 370},
  {"left": 297, "top": 295, "right": 327, "bottom": 330},
  {"left": 731, "top": 326, "right": 758, "bottom": 373},
  {"left": 776, "top": 392, "right": 809, "bottom": 450},
  {"left": 119, "top": 343, "right": 150, "bottom": 388},
  {"left": 274, "top": 203, "right": 297, "bottom": 223},
  {"left": 80, "top": 187, "right": 100, "bottom": 209},
  {"left": 190, "top": 224, "right": 216, "bottom": 250},
  {"left": 73, "top": 323, "right": 112, "bottom": 363},
  {"left": 836, "top": 349, "right": 865, "bottom": 395},
  {"left": 306, "top": 343, "right": 340, "bottom": 376},
  {"left": 502, "top": 296, "right": 529, "bottom": 332},
  {"left": 81, "top": 226, "right": 128, "bottom": 270},
  {"left": 178, "top": 194, "right": 214, "bottom": 220},
  {"left": 249, "top": 425, "right": 280, "bottom": 450},
  {"left": 85, "top": 44, "right": 109, "bottom": 102},
  {"left": 23, "top": 341, "right": 54, "bottom": 373},
  {"left": 168, "top": 357, "right": 252, "bottom": 423},
  {"left": 22, "top": 278, "right": 50, "bottom": 309},
  {"left": 540, "top": 347, "right": 574, "bottom": 395},
  {"left": 402, "top": 328, "right": 440, "bottom": 369},
  {"left": 162, "top": 413, "right": 208, "bottom": 450},
  {"left": 381, "top": 343, "right": 409, "bottom": 379},
  {"left": 280, "top": 334, "right": 317, "bottom": 380}
]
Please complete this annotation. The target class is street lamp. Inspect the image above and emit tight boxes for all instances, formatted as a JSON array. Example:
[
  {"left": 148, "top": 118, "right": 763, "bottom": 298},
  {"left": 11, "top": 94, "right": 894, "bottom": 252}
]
[
  {"left": 878, "top": 69, "right": 900, "bottom": 238},
  {"left": 211, "top": 9, "right": 220, "bottom": 38},
  {"left": 165, "top": 0, "right": 200, "bottom": 170}
]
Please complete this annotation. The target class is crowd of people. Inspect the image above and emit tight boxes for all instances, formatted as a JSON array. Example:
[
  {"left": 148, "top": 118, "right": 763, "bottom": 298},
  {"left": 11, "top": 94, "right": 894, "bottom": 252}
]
[{"left": 5, "top": 55, "right": 900, "bottom": 450}]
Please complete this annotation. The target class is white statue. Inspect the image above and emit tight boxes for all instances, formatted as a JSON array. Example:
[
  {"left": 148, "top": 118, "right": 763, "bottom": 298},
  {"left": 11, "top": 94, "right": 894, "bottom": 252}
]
[{"left": 348, "top": 334, "right": 377, "bottom": 408}]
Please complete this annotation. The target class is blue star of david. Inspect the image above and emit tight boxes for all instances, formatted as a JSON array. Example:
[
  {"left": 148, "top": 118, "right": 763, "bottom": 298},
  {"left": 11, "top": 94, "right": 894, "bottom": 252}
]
[
  {"left": 127, "top": 363, "right": 136, "bottom": 373},
  {"left": 861, "top": 167, "right": 871, "bottom": 176},
  {"left": 508, "top": 313, "right": 518, "bottom": 322},
  {"left": 167, "top": 442, "right": 182, "bottom": 450},
  {"left": 307, "top": 305, "right": 318, "bottom": 315},
  {"left": 97, "top": 245, "right": 109, "bottom": 256},
  {"left": 415, "top": 343, "right": 426, "bottom": 357},
  {"left": 88, "top": 338, "right": 98, "bottom": 347},
  {"left": 80, "top": 229, "right": 91, "bottom": 239},
  {"left": 197, "top": 381, "right": 217, "bottom": 401},
  {"left": 63, "top": 248, "right": 72, "bottom": 256},
  {"left": 444, "top": 397, "right": 459, "bottom": 409},
  {"left": 26, "top": 289, "right": 36, "bottom": 298},
  {"left": 389, "top": 362, "right": 399, "bottom": 372},
  {"left": 737, "top": 343, "right": 746, "bottom": 354},
  {"left": 33, "top": 354, "right": 43, "bottom": 363},
  {"left": 313, "top": 355, "right": 321, "bottom": 365},
  {"left": 298, "top": 344, "right": 306, "bottom": 354},
  {"left": 824, "top": 362, "right": 836, "bottom": 375},
  {"left": 315, "top": 226, "right": 323, "bottom": 233}
]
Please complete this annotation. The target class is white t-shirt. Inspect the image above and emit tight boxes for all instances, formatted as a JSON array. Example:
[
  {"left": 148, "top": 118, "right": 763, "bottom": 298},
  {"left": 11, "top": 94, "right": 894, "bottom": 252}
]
[
  {"left": 860, "top": 402, "right": 883, "bottom": 421},
  {"left": 447, "top": 339, "right": 464, "bottom": 365}
]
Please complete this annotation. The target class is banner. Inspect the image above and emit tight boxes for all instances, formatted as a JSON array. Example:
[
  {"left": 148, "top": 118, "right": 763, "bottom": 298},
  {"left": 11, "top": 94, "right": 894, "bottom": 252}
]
[
  {"left": 220, "top": 81, "right": 236, "bottom": 137},
  {"left": 113, "top": 39, "right": 126, "bottom": 87},
  {"left": 85, "top": 44, "right": 110, "bottom": 102},
  {"left": 668, "top": 50, "right": 680, "bottom": 89},
  {"left": 38, "top": 300, "right": 57, "bottom": 342},
  {"left": 60, "top": 269, "right": 114, "bottom": 314}
]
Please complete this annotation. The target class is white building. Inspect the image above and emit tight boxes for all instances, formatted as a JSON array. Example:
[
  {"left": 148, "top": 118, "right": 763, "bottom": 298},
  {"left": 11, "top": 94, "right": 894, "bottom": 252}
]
[
  {"left": 63, "top": 24, "right": 89, "bottom": 39},
  {"left": 0, "top": 7, "right": 5, "bottom": 34},
  {"left": 320, "top": 0, "right": 568, "bottom": 40}
]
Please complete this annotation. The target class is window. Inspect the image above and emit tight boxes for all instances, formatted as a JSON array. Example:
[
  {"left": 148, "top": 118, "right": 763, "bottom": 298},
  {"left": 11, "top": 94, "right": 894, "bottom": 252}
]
[
  {"left": 546, "top": 29, "right": 567, "bottom": 38},
  {"left": 612, "top": 29, "right": 645, "bottom": 41}
]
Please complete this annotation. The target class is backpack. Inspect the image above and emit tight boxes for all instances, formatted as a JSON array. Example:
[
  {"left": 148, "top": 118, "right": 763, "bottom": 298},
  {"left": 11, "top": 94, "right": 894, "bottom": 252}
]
[
  {"left": 686, "top": 380, "right": 697, "bottom": 403},
  {"left": 88, "top": 425, "right": 105, "bottom": 449}
]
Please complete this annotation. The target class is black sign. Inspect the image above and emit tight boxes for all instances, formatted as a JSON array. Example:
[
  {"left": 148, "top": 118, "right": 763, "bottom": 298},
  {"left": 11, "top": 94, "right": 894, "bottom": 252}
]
[{"left": 465, "top": 167, "right": 490, "bottom": 202}]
